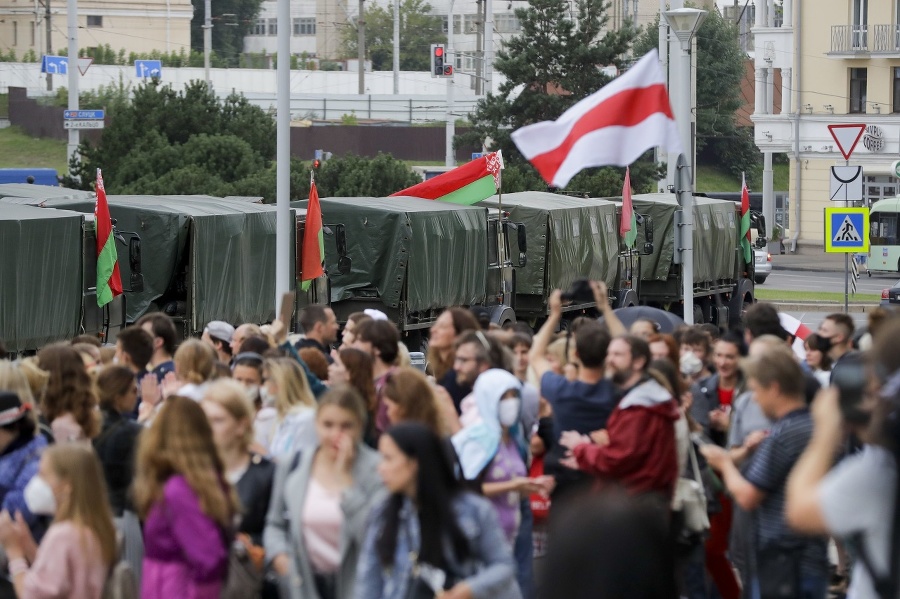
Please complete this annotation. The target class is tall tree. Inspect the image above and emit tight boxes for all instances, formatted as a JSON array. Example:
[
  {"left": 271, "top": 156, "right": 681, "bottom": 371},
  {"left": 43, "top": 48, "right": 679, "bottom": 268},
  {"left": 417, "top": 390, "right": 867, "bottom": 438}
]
[
  {"left": 191, "top": 0, "right": 264, "bottom": 67},
  {"left": 340, "top": 0, "right": 446, "bottom": 71},
  {"left": 460, "top": 0, "right": 659, "bottom": 196},
  {"left": 634, "top": 9, "right": 758, "bottom": 183}
]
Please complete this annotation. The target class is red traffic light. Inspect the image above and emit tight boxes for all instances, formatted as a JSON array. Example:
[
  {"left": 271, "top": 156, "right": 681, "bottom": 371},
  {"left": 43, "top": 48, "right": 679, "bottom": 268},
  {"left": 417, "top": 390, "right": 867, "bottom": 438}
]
[
  {"left": 434, "top": 46, "right": 444, "bottom": 57},
  {"left": 313, "top": 159, "right": 320, "bottom": 169},
  {"left": 443, "top": 65, "right": 453, "bottom": 76}
]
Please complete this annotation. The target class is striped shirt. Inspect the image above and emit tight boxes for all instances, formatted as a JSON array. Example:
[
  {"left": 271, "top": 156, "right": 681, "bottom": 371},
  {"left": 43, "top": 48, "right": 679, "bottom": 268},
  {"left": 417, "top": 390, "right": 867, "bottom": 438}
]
[{"left": 744, "top": 407, "right": 829, "bottom": 577}]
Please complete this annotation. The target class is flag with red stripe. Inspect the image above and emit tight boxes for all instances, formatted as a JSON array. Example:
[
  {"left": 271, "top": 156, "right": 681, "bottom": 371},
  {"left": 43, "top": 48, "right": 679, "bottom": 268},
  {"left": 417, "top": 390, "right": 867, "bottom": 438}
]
[
  {"left": 94, "top": 169, "right": 123, "bottom": 307},
  {"left": 301, "top": 176, "right": 325, "bottom": 291},
  {"left": 740, "top": 173, "right": 752, "bottom": 264},
  {"left": 511, "top": 50, "right": 683, "bottom": 188}
]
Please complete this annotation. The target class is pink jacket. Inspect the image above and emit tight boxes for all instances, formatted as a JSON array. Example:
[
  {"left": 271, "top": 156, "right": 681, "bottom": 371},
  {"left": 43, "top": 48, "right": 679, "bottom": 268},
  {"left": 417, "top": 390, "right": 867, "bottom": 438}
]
[{"left": 22, "top": 521, "right": 107, "bottom": 599}]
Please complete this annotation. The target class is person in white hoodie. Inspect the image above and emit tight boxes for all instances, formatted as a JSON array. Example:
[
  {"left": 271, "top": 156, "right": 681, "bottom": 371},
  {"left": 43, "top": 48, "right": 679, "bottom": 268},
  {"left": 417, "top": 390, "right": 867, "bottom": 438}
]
[{"left": 254, "top": 357, "right": 317, "bottom": 461}]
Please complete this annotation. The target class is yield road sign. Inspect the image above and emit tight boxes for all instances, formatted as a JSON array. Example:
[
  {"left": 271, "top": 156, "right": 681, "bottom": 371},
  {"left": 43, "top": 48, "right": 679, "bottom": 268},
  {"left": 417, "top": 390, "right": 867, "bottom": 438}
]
[
  {"left": 63, "top": 109, "right": 104, "bottom": 120},
  {"left": 828, "top": 124, "right": 866, "bottom": 160},
  {"left": 829, "top": 165, "right": 863, "bottom": 202},
  {"left": 41, "top": 55, "right": 67, "bottom": 74},
  {"left": 134, "top": 60, "right": 162, "bottom": 78},
  {"left": 77, "top": 57, "right": 93, "bottom": 76},
  {"left": 825, "top": 207, "right": 869, "bottom": 253}
]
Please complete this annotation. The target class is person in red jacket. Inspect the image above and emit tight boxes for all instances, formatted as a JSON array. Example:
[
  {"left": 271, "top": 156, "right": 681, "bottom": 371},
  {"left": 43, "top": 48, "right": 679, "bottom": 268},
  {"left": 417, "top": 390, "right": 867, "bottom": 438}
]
[{"left": 559, "top": 334, "right": 681, "bottom": 500}]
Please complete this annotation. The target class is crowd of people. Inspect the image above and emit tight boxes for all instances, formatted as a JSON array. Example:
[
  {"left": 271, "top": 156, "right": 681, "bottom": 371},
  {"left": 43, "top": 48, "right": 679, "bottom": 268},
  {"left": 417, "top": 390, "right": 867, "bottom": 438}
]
[{"left": 0, "top": 286, "right": 896, "bottom": 599}]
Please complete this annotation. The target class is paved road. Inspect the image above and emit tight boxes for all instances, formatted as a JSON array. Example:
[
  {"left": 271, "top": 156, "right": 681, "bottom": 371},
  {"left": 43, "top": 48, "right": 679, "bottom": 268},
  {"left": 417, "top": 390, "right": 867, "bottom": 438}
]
[
  {"left": 783, "top": 310, "right": 869, "bottom": 330},
  {"left": 763, "top": 268, "right": 894, "bottom": 295}
]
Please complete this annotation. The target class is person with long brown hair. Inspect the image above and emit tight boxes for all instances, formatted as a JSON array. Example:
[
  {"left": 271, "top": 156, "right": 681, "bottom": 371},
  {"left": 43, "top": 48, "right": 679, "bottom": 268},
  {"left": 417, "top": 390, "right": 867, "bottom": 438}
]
[
  {"left": 0, "top": 444, "right": 117, "bottom": 599},
  {"left": 35, "top": 343, "right": 100, "bottom": 442},
  {"left": 329, "top": 348, "right": 377, "bottom": 444},
  {"left": 427, "top": 308, "right": 480, "bottom": 382},
  {"left": 134, "top": 396, "right": 237, "bottom": 599},
  {"left": 265, "top": 386, "right": 385, "bottom": 599},
  {"left": 94, "top": 366, "right": 143, "bottom": 517},
  {"left": 382, "top": 367, "right": 447, "bottom": 436}
]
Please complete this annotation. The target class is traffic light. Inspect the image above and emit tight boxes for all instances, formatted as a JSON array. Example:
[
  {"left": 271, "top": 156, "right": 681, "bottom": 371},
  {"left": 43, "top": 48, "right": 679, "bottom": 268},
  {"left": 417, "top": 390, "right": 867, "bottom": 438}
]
[{"left": 431, "top": 44, "right": 452, "bottom": 78}]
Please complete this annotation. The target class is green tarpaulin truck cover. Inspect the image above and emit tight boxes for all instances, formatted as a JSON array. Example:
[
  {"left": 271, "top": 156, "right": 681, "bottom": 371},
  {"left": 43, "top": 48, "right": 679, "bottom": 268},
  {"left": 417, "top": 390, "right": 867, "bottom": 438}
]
[{"left": 314, "top": 196, "right": 489, "bottom": 312}]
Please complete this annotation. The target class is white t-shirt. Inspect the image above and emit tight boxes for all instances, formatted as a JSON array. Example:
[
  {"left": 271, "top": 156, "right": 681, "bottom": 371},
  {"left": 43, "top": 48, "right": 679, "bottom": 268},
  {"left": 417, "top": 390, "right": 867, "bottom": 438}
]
[{"left": 820, "top": 445, "right": 898, "bottom": 599}]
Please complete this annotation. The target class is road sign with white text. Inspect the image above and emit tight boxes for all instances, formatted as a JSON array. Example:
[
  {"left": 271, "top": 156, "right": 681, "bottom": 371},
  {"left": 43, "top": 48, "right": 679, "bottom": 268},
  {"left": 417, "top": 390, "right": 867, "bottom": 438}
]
[
  {"left": 64, "top": 120, "right": 105, "bottom": 129},
  {"left": 41, "top": 55, "right": 67, "bottom": 75},
  {"left": 64, "top": 110, "right": 104, "bottom": 120},
  {"left": 825, "top": 207, "right": 869, "bottom": 253},
  {"left": 134, "top": 60, "right": 162, "bottom": 78},
  {"left": 828, "top": 124, "right": 866, "bottom": 160}
]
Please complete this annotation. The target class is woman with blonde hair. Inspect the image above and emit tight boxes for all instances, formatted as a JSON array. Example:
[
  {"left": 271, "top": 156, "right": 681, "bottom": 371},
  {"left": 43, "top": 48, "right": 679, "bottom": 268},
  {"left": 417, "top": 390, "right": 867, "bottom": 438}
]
[
  {"left": 265, "top": 386, "right": 385, "bottom": 599},
  {"left": 169, "top": 339, "right": 217, "bottom": 400},
  {"left": 36, "top": 343, "right": 99, "bottom": 442},
  {"left": 382, "top": 368, "right": 447, "bottom": 436},
  {"left": 0, "top": 444, "right": 117, "bottom": 598},
  {"left": 255, "top": 357, "right": 317, "bottom": 460},
  {"left": 134, "top": 396, "right": 237, "bottom": 598}
]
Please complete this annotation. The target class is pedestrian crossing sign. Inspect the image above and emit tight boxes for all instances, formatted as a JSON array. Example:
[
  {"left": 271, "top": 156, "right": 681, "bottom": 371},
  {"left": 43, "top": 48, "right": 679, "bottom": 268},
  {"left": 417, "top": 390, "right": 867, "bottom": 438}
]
[{"left": 824, "top": 207, "right": 869, "bottom": 253}]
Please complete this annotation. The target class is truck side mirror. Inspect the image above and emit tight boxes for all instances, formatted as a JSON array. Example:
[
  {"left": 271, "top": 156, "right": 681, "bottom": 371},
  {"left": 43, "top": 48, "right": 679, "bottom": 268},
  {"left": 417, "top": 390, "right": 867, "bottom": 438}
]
[
  {"left": 327, "top": 223, "right": 352, "bottom": 275},
  {"left": 129, "top": 237, "right": 144, "bottom": 293},
  {"left": 640, "top": 214, "right": 654, "bottom": 255},
  {"left": 516, "top": 222, "right": 527, "bottom": 267}
]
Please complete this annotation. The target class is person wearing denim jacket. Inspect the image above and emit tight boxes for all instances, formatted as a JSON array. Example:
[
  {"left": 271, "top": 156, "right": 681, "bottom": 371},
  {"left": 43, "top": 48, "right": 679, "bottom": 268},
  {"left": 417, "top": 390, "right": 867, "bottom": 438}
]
[{"left": 355, "top": 423, "right": 521, "bottom": 599}]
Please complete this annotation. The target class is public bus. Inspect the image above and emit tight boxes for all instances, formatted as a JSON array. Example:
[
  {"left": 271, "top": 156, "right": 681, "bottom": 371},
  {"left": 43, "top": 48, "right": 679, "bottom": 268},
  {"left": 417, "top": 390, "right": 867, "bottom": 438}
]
[{"left": 869, "top": 197, "right": 900, "bottom": 275}]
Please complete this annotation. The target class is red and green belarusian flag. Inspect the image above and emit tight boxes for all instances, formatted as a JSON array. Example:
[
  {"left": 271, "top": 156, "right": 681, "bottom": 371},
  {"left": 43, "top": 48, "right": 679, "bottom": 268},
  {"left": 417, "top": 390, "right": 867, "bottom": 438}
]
[
  {"left": 391, "top": 151, "right": 504, "bottom": 204},
  {"left": 620, "top": 166, "right": 637, "bottom": 249},
  {"left": 301, "top": 175, "right": 325, "bottom": 291},
  {"left": 740, "top": 173, "right": 752, "bottom": 264},
  {"left": 94, "top": 169, "right": 122, "bottom": 307}
]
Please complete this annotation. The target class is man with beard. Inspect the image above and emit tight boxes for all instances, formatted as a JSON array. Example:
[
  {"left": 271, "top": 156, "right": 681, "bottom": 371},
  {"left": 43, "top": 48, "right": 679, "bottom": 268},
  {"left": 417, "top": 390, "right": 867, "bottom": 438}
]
[{"left": 559, "top": 334, "right": 681, "bottom": 501}]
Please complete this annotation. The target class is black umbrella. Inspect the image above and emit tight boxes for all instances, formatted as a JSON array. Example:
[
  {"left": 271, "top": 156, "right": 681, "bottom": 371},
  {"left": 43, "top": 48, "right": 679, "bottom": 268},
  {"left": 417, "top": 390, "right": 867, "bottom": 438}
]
[{"left": 598, "top": 306, "right": 686, "bottom": 334}]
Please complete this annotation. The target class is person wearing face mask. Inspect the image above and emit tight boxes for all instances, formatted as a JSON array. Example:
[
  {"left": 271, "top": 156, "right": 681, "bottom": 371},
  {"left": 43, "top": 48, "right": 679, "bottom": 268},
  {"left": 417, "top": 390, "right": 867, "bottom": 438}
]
[
  {"left": 452, "top": 370, "right": 553, "bottom": 547},
  {"left": 254, "top": 358, "right": 318, "bottom": 461},
  {"left": 264, "top": 386, "right": 385, "bottom": 599},
  {"left": 0, "top": 392, "right": 47, "bottom": 539},
  {"left": 0, "top": 444, "right": 117, "bottom": 599},
  {"left": 817, "top": 313, "right": 857, "bottom": 383}
]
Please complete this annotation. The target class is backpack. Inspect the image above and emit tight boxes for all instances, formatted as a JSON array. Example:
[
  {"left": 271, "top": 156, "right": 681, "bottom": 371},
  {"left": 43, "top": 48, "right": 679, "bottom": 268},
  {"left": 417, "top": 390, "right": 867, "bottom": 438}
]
[{"left": 101, "top": 535, "right": 138, "bottom": 599}]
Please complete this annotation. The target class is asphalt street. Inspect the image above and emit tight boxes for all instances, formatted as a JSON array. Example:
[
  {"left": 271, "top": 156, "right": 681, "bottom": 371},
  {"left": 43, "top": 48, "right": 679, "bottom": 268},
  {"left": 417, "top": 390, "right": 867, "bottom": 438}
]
[
  {"left": 782, "top": 310, "right": 869, "bottom": 330},
  {"left": 764, "top": 268, "right": 895, "bottom": 296}
]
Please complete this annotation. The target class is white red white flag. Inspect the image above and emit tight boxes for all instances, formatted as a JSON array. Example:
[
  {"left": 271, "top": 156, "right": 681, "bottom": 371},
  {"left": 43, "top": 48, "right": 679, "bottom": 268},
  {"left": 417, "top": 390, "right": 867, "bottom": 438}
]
[{"left": 510, "top": 50, "right": 683, "bottom": 188}]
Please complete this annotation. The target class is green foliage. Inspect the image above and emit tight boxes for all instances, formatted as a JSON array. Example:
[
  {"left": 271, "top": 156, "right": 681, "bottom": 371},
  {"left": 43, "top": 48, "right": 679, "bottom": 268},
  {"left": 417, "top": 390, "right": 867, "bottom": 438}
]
[
  {"left": 0, "top": 49, "right": 17, "bottom": 62},
  {"left": 191, "top": 0, "right": 264, "bottom": 67},
  {"left": 635, "top": 8, "right": 759, "bottom": 184},
  {"left": 340, "top": 112, "right": 359, "bottom": 125},
  {"left": 341, "top": 0, "right": 446, "bottom": 70},
  {"left": 315, "top": 153, "right": 421, "bottom": 197},
  {"left": 63, "top": 80, "right": 275, "bottom": 191},
  {"left": 460, "top": 0, "right": 656, "bottom": 193}
]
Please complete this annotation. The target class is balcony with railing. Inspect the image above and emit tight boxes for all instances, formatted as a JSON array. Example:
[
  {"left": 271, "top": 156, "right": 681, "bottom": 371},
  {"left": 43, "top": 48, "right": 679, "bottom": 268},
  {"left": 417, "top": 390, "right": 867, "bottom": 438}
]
[{"left": 831, "top": 24, "right": 900, "bottom": 56}]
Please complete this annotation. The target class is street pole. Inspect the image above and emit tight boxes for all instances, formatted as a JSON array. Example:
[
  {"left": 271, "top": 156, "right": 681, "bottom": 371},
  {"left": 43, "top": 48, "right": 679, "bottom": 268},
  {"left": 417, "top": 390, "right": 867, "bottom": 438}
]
[
  {"left": 665, "top": 0, "right": 682, "bottom": 190},
  {"left": 445, "top": 0, "right": 455, "bottom": 167},
  {"left": 275, "top": 0, "right": 291, "bottom": 307},
  {"left": 203, "top": 0, "right": 212, "bottom": 86},
  {"left": 392, "top": 0, "right": 399, "bottom": 94},
  {"left": 45, "top": 0, "right": 52, "bottom": 91},
  {"left": 656, "top": 0, "right": 666, "bottom": 191},
  {"left": 66, "top": 0, "right": 78, "bottom": 170},
  {"left": 358, "top": 0, "right": 365, "bottom": 95},
  {"left": 483, "top": 0, "right": 493, "bottom": 94}
]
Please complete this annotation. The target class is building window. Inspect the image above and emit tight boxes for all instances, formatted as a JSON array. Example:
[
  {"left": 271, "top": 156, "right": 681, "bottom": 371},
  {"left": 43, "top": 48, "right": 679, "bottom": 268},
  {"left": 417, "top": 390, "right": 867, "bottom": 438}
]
[
  {"left": 30, "top": 20, "right": 35, "bottom": 45},
  {"left": 87, "top": 15, "right": 102, "bottom": 27},
  {"left": 494, "top": 13, "right": 520, "bottom": 33},
  {"left": 252, "top": 18, "right": 266, "bottom": 35},
  {"left": 463, "top": 14, "right": 479, "bottom": 34},
  {"left": 12, "top": 21, "right": 17, "bottom": 46},
  {"left": 850, "top": 68, "right": 867, "bottom": 113},
  {"left": 267, "top": 18, "right": 278, "bottom": 35},
  {"left": 440, "top": 15, "right": 448, "bottom": 34},
  {"left": 894, "top": 67, "right": 900, "bottom": 113},
  {"left": 293, "top": 17, "right": 315, "bottom": 35}
]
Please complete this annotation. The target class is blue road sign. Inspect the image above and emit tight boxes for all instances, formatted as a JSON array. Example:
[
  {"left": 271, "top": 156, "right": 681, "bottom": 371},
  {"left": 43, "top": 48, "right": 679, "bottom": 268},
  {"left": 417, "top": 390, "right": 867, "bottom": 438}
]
[
  {"left": 63, "top": 110, "right": 105, "bottom": 120},
  {"left": 471, "top": 152, "right": 484, "bottom": 160},
  {"left": 41, "top": 55, "right": 68, "bottom": 75},
  {"left": 824, "top": 207, "right": 869, "bottom": 253},
  {"left": 134, "top": 60, "right": 162, "bottom": 78}
]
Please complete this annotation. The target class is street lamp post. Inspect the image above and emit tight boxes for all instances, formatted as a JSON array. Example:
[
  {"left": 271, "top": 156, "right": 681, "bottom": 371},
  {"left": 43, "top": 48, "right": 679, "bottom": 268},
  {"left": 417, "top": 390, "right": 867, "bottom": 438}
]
[{"left": 663, "top": 7, "right": 706, "bottom": 325}]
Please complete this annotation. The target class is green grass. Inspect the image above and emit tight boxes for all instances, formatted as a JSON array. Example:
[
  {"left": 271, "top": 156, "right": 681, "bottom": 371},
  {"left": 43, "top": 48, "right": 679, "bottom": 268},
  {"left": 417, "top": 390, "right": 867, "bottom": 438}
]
[
  {"left": 696, "top": 163, "right": 790, "bottom": 193},
  {"left": 755, "top": 288, "right": 879, "bottom": 303},
  {"left": 0, "top": 126, "right": 68, "bottom": 173}
]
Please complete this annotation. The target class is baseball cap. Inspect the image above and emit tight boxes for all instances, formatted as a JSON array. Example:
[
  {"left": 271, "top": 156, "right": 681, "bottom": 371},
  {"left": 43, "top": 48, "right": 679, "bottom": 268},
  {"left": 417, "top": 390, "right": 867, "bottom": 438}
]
[{"left": 205, "top": 320, "right": 235, "bottom": 343}]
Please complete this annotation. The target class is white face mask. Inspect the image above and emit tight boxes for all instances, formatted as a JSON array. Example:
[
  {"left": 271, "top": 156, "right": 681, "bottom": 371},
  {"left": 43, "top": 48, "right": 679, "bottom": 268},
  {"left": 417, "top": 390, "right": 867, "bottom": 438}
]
[
  {"left": 245, "top": 385, "right": 259, "bottom": 403},
  {"left": 498, "top": 399, "right": 521, "bottom": 428},
  {"left": 24, "top": 476, "right": 57, "bottom": 516},
  {"left": 259, "top": 386, "right": 276, "bottom": 407}
]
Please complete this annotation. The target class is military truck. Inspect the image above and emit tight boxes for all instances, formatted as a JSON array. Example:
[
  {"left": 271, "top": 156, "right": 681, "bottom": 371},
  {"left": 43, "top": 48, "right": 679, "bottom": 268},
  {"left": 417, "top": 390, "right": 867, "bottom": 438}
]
[
  {"left": 311, "top": 196, "right": 526, "bottom": 347},
  {"left": 478, "top": 192, "right": 653, "bottom": 322},
  {"left": 628, "top": 193, "right": 760, "bottom": 327},
  {"left": 0, "top": 203, "right": 141, "bottom": 352}
]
